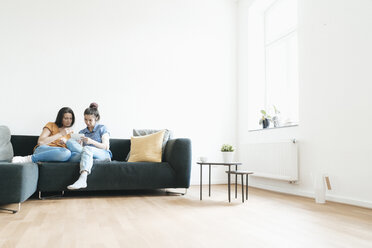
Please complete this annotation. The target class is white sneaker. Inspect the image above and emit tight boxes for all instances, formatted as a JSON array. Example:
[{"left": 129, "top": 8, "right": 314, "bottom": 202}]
[{"left": 12, "top": 155, "right": 32, "bottom": 163}]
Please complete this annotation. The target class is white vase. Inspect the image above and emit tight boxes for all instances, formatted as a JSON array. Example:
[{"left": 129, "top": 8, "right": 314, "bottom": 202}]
[
  {"left": 222, "top": 152, "right": 234, "bottom": 163},
  {"left": 272, "top": 116, "right": 280, "bottom": 127}
]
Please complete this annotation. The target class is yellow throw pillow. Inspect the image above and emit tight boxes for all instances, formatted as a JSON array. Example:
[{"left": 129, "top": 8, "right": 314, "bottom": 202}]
[{"left": 128, "top": 130, "right": 165, "bottom": 162}]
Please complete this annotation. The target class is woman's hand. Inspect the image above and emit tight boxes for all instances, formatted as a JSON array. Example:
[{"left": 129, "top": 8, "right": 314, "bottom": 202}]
[
  {"left": 59, "top": 137, "right": 67, "bottom": 145},
  {"left": 82, "top": 137, "right": 93, "bottom": 145},
  {"left": 59, "top": 128, "right": 73, "bottom": 136}
]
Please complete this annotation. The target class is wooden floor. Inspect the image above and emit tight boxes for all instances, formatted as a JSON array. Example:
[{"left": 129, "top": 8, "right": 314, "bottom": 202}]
[{"left": 1, "top": 185, "right": 372, "bottom": 248}]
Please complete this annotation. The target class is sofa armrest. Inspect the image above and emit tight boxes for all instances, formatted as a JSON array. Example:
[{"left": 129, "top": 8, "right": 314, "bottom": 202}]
[
  {"left": 0, "top": 163, "right": 38, "bottom": 204},
  {"left": 163, "top": 138, "right": 192, "bottom": 188}
]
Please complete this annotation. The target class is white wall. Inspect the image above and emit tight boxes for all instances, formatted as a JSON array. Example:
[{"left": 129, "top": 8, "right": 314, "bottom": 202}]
[
  {"left": 0, "top": 0, "right": 238, "bottom": 185},
  {"left": 238, "top": 0, "right": 372, "bottom": 208}
]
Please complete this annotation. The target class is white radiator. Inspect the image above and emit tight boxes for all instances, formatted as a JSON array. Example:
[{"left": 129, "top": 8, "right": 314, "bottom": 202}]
[{"left": 241, "top": 140, "right": 298, "bottom": 182}]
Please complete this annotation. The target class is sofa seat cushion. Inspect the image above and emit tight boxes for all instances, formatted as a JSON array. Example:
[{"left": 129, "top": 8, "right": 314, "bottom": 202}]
[{"left": 37, "top": 161, "right": 177, "bottom": 192}]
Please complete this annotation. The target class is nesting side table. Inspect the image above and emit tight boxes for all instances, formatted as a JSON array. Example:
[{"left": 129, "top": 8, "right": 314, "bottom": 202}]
[
  {"left": 197, "top": 162, "right": 242, "bottom": 202},
  {"left": 225, "top": 170, "right": 254, "bottom": 203}
]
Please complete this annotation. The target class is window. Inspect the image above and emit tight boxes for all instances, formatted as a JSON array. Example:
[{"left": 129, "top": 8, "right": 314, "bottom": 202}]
[{"left": 247, "top": 0, "right": 298, "bottom": 130}]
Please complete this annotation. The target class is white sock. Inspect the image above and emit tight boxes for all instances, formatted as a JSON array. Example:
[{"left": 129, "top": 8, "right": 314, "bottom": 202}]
[
  {"left": 12, "top": 155, "right": 32, "bottom": 163},
  {"left": 67, "top": 172, "right": 88, "bottom": 190}
]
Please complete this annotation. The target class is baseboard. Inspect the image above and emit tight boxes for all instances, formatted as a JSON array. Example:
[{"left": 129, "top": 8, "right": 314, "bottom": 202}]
[
  {"left": 250, "top": 182, "right": 372, "bottom": 209},
  {"left": 325, "top": 194, "right": 372, "bottom": 209},
  {"left": 191, "top": 179, "right": 372, "bottom": 209},
  {"left": 249, "top": 182, "right": 314, "bottom": 198}
]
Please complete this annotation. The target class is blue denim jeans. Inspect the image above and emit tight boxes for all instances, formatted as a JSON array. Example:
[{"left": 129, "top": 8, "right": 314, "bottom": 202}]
[
  {"left": 66, "top": 139, "right": 111, "bottom": 174},
  {"left": 32, "top": 145, "right": 71, "bottom": 163}
]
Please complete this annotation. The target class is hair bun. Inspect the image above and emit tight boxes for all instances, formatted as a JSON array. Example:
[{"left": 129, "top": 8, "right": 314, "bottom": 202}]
[{"left": 89, "top": 102, "right": 98, "bottom": 109}]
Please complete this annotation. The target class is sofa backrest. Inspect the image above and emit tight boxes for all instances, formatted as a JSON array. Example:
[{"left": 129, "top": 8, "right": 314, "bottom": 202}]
[
  {"left": 11, "top": 135, "right": 39, "bottom": 156},
  {"left": 110, "top": 138, "right": 130, "bottom": 161},
  {"left": 10, "top": 135, "right": 131, "bottom": 161}
]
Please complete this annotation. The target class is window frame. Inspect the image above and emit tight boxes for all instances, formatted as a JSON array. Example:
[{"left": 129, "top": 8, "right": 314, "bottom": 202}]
[{"left": 247, "top": 0, "right": 299, "bottom": 131}]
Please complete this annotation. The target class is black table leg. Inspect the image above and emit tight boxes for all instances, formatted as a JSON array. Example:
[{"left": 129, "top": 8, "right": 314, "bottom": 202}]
[
  {"left": 241, "top": 174, "right": 244, "bottom": 203},
  {"left": 246, "top": 174, "right": 248, "bottom": 200},
  {"left": 200, "top": 164, "right": 202, "bottom": 200},
  {"left": 228, "top": 166, "right": 231, "bottom": 202},
  {"left": 235, "top": 165, "right": 237, "bottom": 198},
  {"left": 209, "top": 164, "right": 211, "bottom": 197}
]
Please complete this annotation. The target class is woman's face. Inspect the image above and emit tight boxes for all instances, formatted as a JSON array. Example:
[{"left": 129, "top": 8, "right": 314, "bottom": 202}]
[
  {"left": 84, "top": 114, "right": 97, "bottom": 129},
  {"left": 62, "top": 113, "right": 73, "bottom": 127}
]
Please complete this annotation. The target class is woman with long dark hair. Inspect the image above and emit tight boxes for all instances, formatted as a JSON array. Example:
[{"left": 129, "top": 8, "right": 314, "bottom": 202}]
[{"left": 12, "top": 107, "right": 75, "bottom": 163}]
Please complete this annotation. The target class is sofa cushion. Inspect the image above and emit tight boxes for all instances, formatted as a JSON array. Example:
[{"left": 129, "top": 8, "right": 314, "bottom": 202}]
[
  {"left": 11, "top": 135, "right": 39, "bottom": 156},
  {"left": 125, "top": 129, "right": 173, "bottom": 161},
  {"left": 133, "top": 129, "right": 173, "bottom": 151},
  {"left": 128, "top": 130, "right": 165, "bottom": 162},
  {"left": 0, "top": 126, "right": 14, "bottom": 162},
  {"left": 109, "top": 138, "right": 131, "bottom": 161}
]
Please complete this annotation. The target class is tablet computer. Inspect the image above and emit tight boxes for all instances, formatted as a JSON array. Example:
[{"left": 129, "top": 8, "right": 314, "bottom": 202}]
[{"left": 71, "top": 133, "right": 84, "bottom": 140}]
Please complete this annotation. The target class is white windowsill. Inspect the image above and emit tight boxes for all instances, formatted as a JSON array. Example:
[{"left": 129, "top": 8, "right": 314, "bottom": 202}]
[{"left": 249, "top": 124, "right": 298, "bottom": 132}]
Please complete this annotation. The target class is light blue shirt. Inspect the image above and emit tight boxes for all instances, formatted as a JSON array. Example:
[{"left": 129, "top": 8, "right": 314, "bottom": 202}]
[{"left": 79, "top": 125, "right": 111, "bottom": 156}]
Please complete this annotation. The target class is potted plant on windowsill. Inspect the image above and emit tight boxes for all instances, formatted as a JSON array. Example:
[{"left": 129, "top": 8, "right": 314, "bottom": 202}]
[
  {"left": 259, "top": 110, "right": 271, "bottom": 128},
  {"left": 221, "top": 144, "right": 235, "bottom": 163}
]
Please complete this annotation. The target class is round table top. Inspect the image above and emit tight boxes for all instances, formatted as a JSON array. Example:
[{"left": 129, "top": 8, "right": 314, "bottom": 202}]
[
  {"left": 196, "top": 162, "right": 242, "bottom": 165},
  {"left": 225, "top": 170, "right": 254, "bottom": 175}
]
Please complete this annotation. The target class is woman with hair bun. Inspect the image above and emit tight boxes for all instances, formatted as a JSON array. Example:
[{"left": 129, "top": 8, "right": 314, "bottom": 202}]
[
  {"left": 66, "top": 102, "right": 112, "bottom": 190},
  {"left": 12, "top": 107, "right": 75, "bottom": 163}
]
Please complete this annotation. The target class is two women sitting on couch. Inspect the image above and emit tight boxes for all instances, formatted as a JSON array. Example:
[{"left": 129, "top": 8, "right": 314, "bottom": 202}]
[{"left": 12, "top": 102, "right": 112, "bottom": 190}]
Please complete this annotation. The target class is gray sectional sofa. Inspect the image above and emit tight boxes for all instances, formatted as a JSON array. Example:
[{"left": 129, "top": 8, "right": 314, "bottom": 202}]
[{"left": 0, "top": 135, "right": 192, "bottom": 213}]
